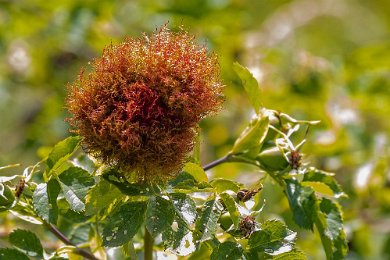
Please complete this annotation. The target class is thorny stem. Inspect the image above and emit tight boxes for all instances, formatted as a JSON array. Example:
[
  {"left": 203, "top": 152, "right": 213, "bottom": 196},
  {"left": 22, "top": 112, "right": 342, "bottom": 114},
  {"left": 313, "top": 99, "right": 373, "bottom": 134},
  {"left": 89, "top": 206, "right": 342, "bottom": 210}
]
[
  {"left": 46, "top": 223, "right": 99, "bottom": 260},
  {"left": 144, "top": 228, "right": 154, "bottom": 260}
]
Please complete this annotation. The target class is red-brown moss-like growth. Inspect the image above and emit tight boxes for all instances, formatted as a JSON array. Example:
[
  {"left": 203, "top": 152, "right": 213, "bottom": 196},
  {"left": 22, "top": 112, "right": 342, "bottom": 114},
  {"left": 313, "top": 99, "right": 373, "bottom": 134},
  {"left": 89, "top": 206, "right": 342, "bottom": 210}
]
[{"left": 66, "top": 26, "right": 223, "bottom": 182}]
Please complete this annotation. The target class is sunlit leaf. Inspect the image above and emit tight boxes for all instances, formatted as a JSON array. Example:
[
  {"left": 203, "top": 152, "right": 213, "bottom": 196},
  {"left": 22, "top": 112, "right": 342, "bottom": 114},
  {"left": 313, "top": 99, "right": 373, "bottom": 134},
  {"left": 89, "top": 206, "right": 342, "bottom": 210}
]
[
  {"left": 233, "top": 62, "right": 262, "bottom": 113},
  {"left": 170, "top": 193, "right": 197, "bottom": 225},
  {"left": 219, "top": 192, "right": 240, "bottom": 228},
  {"left": 248, "top": 220, "right": 296, "bottom": 255},
  {"left": 46, "top": 136, "right": 81, "bottom": 173},
  {"left": 102, "top": 201, "right": 147, "bottom": 247},
  {"left": 272, "top": 250, "right": 307, "bottom": 259},
  {"left": 210, "top": 179, "right": 241, "bottom": 193},
  {"left": 231, "top": 116, "right": 269, "bottom": 158},
  {"left": 183, "top": 162, "right": 208, "bottom": 183},
  {"left": 85, "top": 179, "right": 124, "bottom": 216},
  {"left": 57, "top": 167, "right": 94, "bottom": 212},
  {"left": 303, "top": 168, "right": 345, "bottom": 198},
  {"left": 9, "top": 229, "right": 43, "bottom": 258},
  {"left": 163, "top": 218, "right": 196, "bottom": 256},
  {"left": 301, "top": 182, "right": 334, "bottom": 197}
]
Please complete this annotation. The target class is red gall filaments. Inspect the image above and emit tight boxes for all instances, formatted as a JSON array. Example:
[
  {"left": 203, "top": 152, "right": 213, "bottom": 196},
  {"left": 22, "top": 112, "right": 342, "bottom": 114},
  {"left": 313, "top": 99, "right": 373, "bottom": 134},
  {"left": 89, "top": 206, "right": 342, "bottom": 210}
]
[{"left": 66, "top": 25, "right": 223, "bottom": 183}]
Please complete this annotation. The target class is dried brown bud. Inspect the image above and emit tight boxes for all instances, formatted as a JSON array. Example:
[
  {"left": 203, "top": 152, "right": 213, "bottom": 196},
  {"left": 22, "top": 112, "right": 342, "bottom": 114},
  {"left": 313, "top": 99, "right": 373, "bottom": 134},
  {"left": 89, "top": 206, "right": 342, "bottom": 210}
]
[
  {"left": 289, "top": 150, "right": 302, "bottom": 170},
  {"left": 239, "top": 215, "right": 256, "bottom": 238}
]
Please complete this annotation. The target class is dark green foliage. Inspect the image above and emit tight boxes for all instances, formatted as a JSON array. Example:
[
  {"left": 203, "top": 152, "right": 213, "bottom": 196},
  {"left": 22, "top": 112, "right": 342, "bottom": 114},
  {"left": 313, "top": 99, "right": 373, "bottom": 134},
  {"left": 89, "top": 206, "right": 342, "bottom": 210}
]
[
  {"left": 102, "top": 201, "right": 147, "bottom": 247},
  {"left": 33, "top": 179, "right": 60, "bottom": 224},
  {"left": 145, "top": 196, "right": 175, "bottom": 237},
  {"left": 211, "top": 241, "right": 245, "bottom": 260},
  {"left": 0, "top": 248, "right": 29, "bottom": 260},
  {"left": 9, "top": 229, "right": 43, "bottom": 258},
  {"left": 285, "top": 179, "right": 317, "bottom": 230},
  {"left": 248, "top": 220, "right": 296, "bottom": 253},
  {"left": 0, "top": 50, "right": 349, "bottom": 260}
]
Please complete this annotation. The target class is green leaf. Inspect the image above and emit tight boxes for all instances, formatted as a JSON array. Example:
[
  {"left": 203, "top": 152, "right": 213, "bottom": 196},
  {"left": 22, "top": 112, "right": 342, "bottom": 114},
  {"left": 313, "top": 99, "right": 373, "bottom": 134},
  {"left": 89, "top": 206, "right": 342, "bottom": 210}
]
[
  {"left": 102, "top": 201, "right": 147, "bottom": 247},
  {"left": 256, "top": 146, "right": 289, "bottom": 172},
  {"left": 248, "top": 220, "right": 296, "bottom": 255},
  {"left": 233, "top": 62, "right": 262, "bottom": 113},
  {"left": 168, "top": 172, "right": 211, "bottom": 192},
  {"left": 9, "top": 229, "right": 43, "bottom": 258},
  {"left": 163, "top": 217, "right": 196, "bottom": 256},
  {"left": 315, "top": 198, "right": 348, "bottom": 259},
  {"left": 0, "top": 248, "right": 29, "bottom": 260},
  {"left": 46, "top": 136, "right": 81, "bottom": 173},
  {"left": 0, "top": 174, "right": 20, "bottom": 182},
  {"left": 61, "top": 208, "right": 90, "bottom": 223},
  {"left": 285, "top": 179, "right": 317, "bottom": 230},
  {"left": 57, "top": 167, "right": 95, "bottom": 212},
  {"left": 0, "top": 164, "right": 21, "bottom": 172},
  {"left": 33, "top": 179, "right": 60, "bottom": 224},
  {"left": 69, "top": 224, "right": 91, "bottom": 244},
  {"left": 183, "top": 162, "right": 208, "bottom": 182},
  {"left": 9, "top": 204, "right": 43, "bottom": 225},
  {"left": 231, "top": 116, "right": 269, "bottom": 158},
  {"left": 146, "top": 196, "right": 175, "bottom": 237},
  {"left": 102, "top": 168, "right": 159, "bottom": 196},
  {"left": 71, "top": 154, "right": 96, "bottom": 173},
  {"left": 170, "top": 193, "right": 197, "bottom": 225},
  {"left": 301, "top": 182, "right": 334, "bottom": 197},
  {"left": 210, "top": 178, "right": 242, "bottom": 193},
  {"left": 279, "top": 113, "right": 320, "bottom": 126},
  {"left": 303, "top": 168, "right": 345, "bottom": 198},
  {"left": 195, "top": 199, "right": 223, "bottom": 243},
  {"left": 272, "top": 250, "right": 307, "bottom": 259},
  {"left": 0, "top": 183, "right": 15, "bottom": 211},
  {"left": 211, "top": 241, "right": 245, "bottom": 260},
  {"left": 168, "top": 171, "right": 198, "bottom": 189},
  {"left": 85, "top": 179, "right": 124, "bottom": 216},
  {"left": 219, "top": 192, "right": 240, "bottom": 228}
]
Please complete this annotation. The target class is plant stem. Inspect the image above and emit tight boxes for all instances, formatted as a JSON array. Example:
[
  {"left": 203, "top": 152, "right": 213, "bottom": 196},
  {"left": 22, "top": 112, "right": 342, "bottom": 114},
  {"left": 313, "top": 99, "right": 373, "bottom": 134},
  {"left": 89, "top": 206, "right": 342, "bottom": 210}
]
[
  {"left": 46, "top": 223, "right": 99, "bottom": 260},
  {"left": 144, "top": 228, "right": 154, "bottom": 260},
  {"left": 203, "top": 154, "right": 230, "bottom": 171}
]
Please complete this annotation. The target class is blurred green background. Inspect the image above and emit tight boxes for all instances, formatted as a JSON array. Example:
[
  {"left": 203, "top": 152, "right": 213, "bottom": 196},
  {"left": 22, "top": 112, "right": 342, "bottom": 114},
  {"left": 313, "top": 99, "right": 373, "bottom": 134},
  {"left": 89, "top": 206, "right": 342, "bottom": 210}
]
[{"left": 1, "top": 0, "right": 390, "bottom": 258}]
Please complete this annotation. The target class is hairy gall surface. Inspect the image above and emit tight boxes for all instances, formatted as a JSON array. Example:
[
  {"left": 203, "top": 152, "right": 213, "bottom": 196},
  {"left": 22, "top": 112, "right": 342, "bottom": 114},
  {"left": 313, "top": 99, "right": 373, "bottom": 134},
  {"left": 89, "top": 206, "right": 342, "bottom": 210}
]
[{"left": 66, "top": 26, "right": 223, "bottom": 182}]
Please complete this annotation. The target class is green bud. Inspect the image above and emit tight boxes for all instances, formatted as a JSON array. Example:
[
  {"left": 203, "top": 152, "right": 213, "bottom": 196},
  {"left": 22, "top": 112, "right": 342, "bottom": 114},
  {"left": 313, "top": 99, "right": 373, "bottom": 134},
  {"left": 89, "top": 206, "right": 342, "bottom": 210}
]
[
  {"left": 256, "top": 147, "right": 289, "bottom": 172},
  {"left": 0, "top": 183, "right": 15, "bottom": 211},
  {"left": 218, "top": 212, "right": 234, "bottom": 231},
  {"left": 231, "top": 116, "right": 269, "bottom": 158}
]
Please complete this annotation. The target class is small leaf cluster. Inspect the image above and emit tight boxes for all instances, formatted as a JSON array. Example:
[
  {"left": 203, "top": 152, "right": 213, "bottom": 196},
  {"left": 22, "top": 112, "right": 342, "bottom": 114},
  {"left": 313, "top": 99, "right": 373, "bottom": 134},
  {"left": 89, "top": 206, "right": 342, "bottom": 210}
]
[
  {"left": 229, "top": 64, "right": 348, "bottom": 259},
  {"left": 0, "top": 63, "right": 347, "bottom": 260}
]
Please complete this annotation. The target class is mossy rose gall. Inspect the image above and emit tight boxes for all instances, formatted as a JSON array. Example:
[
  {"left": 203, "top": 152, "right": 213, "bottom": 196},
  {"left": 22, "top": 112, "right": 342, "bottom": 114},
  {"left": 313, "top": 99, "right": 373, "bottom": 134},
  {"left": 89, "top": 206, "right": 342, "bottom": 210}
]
[{"left": 66, "top": 26, "right": 223, "bottom": 182}]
